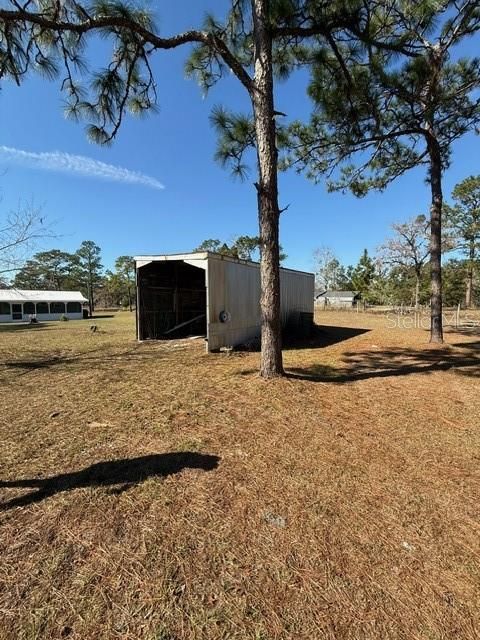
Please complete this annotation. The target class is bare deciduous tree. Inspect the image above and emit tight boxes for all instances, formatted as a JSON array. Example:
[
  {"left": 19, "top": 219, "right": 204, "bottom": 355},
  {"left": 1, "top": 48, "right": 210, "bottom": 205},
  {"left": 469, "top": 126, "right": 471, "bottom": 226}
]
[
  {"left": 313, "top": 246, "right": 341, "bottom": 292},
  {"left": 379, "top": 216, "right": 430, "bottom": 309},
  {"left": 0, "top": 201, "right": 53, "bottom": 277}
]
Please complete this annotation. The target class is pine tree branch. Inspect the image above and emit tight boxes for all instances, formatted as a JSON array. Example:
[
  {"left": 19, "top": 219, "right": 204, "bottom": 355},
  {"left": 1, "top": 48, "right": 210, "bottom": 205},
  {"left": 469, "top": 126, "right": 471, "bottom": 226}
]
[
  {"left": 0, "top": 5, "right": 254, "bottom": 93},
  {"left": 272, "top": 23, "right": 421, "bottom": 58}
]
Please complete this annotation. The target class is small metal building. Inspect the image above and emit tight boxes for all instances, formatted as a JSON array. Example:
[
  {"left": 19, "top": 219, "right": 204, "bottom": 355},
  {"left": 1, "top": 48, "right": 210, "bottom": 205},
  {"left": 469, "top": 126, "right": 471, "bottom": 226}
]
[
  {"left": 135, "top": 252, "right": 314, "bottom": 351},
  {"left": 0, "top": 289, "right": 87, "bottom": 322},
  {"left": 315, "top": 290, "right": 360, "bottom": 307}
]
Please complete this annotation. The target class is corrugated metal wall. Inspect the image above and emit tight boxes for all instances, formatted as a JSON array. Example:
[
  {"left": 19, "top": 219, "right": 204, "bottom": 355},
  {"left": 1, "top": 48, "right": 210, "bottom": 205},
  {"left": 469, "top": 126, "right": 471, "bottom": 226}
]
[
  {"left": 280, "top": 269, "right": 315, "bottom": 322},
  {"left": 207, "top": 256, "right": 314, "bottom": 351}
]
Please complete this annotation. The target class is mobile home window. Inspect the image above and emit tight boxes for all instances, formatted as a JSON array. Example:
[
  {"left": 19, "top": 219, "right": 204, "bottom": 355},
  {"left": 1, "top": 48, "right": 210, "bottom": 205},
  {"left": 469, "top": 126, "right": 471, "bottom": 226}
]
[
  {"left": 23, "top": 302, "right": 35, "bottom": 315},
  {"left": 50, "top": 302, "right": 65, "bottom": 314},
  {"left": 0, "top": 302, "right": 10, "bottom": 315},
  {"left": 36, "top": 302, "right": 49, "bottom": 314},
  {"left": 66, "top": 301, "right": 82, "bottom": 313}
]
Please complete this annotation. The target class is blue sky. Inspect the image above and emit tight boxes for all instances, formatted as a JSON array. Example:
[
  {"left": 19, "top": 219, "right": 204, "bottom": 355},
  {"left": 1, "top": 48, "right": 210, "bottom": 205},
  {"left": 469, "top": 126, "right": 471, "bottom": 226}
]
[{"left": 0, "top": 1, "right": 478, "bottom": 274}]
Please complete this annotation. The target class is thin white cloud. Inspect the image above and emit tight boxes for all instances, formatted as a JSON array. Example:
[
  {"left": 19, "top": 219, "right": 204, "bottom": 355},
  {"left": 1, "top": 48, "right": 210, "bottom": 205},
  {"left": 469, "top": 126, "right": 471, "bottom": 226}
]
[{"left": 0, "top": 145, "right": 164, "bottom": 190}]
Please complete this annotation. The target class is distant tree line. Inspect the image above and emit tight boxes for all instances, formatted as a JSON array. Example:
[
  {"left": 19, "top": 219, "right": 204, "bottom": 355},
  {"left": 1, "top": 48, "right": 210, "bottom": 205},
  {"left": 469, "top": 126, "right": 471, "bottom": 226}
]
[
  {"left": 195, "top": 236, "right": 287, "bottom": 263},
  {"left": 4, "top": 174, "right": 478, "bottom": 318},
  {"left": 12, "top": 241, "right": 135, "bottom": 316},
  {"left": 315, "top": 176, "right": 480, "bottom": 309},
  {"left": 316, "top": 246, "right": 477, "bottom": 308}
]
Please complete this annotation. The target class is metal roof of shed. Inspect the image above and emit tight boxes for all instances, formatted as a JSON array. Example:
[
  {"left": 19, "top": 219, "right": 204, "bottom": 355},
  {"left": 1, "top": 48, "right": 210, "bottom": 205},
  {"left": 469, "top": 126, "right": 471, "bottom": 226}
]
[
  {"left": 134, "top": 251, "right": 314, "bottom": 277},
  {"left": 0, "top": 289, "right": 88, "bottom": 302}
]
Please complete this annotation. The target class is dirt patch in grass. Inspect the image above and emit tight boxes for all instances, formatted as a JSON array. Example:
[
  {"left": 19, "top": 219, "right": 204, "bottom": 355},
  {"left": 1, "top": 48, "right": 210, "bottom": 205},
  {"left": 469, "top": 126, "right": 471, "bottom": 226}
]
[{"left": 0, "top": 311, "right": 479, "bottom": 639}]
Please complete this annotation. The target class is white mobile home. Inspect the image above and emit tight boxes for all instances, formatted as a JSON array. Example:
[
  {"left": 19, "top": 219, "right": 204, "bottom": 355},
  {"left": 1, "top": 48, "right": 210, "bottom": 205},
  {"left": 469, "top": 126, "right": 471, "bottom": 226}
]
[
  {"left": 0, "top": 290, "right": 87, "bottom": 322},
  {"left": 135, "top": 252, "right": 314, "bottom": 351}
]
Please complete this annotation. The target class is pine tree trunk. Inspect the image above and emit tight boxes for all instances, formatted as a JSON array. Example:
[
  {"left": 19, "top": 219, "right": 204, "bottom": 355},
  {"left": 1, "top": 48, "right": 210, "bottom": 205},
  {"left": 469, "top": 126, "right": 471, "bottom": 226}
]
[
  {"left": 466, "top": 242, "right": 474, "bottom": 308},
  {"left": 427, "top": 138, "right": 443, "bottom": 343},
  {"left": 87, "top": 283, "right": 93, "bottom": 317},
  {"left": 251, "top": 0, "right": 284, "bottom": 378},
  {"left": 88, "top": 271, "right": 94, "bottom": 316}
]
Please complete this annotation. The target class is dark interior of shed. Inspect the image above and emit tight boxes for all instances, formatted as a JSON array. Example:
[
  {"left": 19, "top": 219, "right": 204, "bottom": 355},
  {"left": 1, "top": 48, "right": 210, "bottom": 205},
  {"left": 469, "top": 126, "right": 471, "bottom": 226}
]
[{"left": 137, "top": 261, "right": 207, "bottom": 340}]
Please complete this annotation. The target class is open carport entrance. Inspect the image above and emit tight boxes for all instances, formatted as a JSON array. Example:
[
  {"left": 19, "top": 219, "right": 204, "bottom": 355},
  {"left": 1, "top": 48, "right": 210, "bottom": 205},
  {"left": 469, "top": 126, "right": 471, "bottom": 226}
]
[{"left": 137, "top": 260, "right": 207, "bottom": 340}]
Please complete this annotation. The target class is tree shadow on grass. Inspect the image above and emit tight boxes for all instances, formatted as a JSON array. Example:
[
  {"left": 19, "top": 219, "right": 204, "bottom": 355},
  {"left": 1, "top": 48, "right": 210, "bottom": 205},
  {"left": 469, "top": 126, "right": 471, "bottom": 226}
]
[
  {"left": 2, "top": 345, "right": 170, "bottom": 375},
  {"left": 445, "top": 325, "right": 480, "bottom": 338},
  {"left": 287, "top": 342, "right": 480, "bottom": 383},
  {"left": 3, "top": 326, "right": 370, "bottom": 374},
  {"left": 0, "top": 323, "right": 51, "bottom": 333},
  {"left": 0, "top": 452, "right": 220, "bottom": 511},
  {"left": 283, "top": 325, "right": 371, "bottom": 350},
  {"left": 236, "top": 325, "right": 371, "bottom": 353},
  {"left": 0, "top": 315, "right": 115, "bottom": 333}
]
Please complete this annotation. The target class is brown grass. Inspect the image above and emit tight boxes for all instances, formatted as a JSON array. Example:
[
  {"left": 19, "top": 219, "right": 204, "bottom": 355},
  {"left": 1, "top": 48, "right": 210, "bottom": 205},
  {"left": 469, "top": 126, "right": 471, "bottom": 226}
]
[{"left": 0, "top": 310, "right": 479, "bottom": 640}]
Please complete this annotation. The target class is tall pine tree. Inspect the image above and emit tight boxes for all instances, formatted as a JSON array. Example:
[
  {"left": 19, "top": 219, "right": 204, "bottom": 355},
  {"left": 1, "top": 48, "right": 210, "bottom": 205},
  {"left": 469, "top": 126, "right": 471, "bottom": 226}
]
[
  {"left": 286, "top": 0, "right": 480, "bottom": 342},
  {"left": 0, "top": 0, "right": 390, "bottom": 377},
  {"left": 74, "top": 241, "right": 103, "bottom": 316}
]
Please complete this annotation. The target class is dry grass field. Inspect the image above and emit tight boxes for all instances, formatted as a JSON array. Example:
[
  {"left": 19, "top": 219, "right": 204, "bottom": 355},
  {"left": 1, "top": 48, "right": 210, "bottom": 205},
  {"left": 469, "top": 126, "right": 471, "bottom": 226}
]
[{"left": 0, "top": 310, "right": 479, "bottom": 640}]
